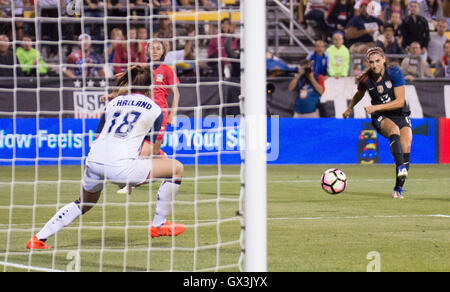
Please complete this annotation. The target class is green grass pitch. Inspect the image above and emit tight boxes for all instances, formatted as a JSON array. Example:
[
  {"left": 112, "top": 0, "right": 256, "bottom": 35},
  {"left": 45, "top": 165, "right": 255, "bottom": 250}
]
[{"left": 0, "top": 164, "right": 449, "bottom": 272}]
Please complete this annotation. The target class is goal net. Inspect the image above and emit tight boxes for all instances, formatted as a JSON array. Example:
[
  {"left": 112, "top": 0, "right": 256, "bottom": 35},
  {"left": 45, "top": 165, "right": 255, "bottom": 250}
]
[{"left": 0, "top": 0, "right": 267, "bottom": 272}]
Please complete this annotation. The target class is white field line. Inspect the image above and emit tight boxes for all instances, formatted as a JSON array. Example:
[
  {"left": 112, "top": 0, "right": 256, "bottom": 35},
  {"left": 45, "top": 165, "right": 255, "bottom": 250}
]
[
  {"left": 267, "top": 214, "right": 450, "bottom": 221},
  {"left": 0, "top": 260, "right": 65, "bottom": 272},
  {"left": 1, "top": 214, "right": 449, "bottom": 230}
]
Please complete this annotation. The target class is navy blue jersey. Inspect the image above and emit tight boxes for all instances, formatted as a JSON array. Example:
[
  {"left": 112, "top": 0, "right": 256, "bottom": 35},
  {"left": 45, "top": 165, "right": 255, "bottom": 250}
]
[{"left": 358, "top": 65, "right": 410, "bottom": 116}]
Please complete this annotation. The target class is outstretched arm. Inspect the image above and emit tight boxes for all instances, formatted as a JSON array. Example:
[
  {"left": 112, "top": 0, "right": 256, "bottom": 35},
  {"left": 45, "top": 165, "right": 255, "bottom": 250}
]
[{"left": 342, "top": 89, "right": 365, "bottom": 118}]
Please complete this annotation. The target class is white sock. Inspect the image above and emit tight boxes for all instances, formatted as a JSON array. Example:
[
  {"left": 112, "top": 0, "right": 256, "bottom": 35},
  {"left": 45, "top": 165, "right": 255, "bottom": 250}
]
[
  {"left": 36, "top": 202, "right": 82, "bottom": 241},
  {"left": 152, "top": 181, "right": 180, "bottom": 227}
]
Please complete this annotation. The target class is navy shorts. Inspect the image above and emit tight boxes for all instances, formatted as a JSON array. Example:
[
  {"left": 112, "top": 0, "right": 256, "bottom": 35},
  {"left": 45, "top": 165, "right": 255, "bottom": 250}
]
[{"left": 371, "top": 113, "right": 412, "bottom": 137}]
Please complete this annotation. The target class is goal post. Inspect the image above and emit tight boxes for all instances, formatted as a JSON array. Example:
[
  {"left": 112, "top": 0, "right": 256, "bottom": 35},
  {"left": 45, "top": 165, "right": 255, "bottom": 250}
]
[{"left": 242, "top": 0, "right": 267, "bottom": 272}]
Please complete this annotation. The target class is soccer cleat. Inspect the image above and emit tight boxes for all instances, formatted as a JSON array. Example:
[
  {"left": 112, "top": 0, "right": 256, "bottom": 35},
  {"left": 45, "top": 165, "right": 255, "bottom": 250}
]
[
  {"left": 150, "top": 221, "right": 186, "bottom": 238},
  {"left": 117, "top": 184, "right": 134, "bottom": 195},
  {"left": 397, "top": 165, "right": 408, "bottom": 179},
  {"left": 27, "top": 235, "right": 51, "bottom": 250},
  {"left": 392, "top": 187, "right": 404, "bottom": 199}
]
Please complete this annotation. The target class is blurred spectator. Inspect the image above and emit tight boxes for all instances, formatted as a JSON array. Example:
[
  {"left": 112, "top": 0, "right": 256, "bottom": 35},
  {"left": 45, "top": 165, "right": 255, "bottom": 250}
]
[
  {"left": 83, "top": 0, "right": 105, "bottom": 41},
  {"left": 389, "top": 11, "right": 403, "bottom": 37},
  {"left": 345, "top": 0, "right": 384, "bottom": 54},
  {"left": 297, "top": 0, "right": 304, "bottom": 23},
  {"left": 151, "top": 0, "right": 172, "bottom": 12},
  {"left": 401, "top": 41, "right": 433, "bottom": 81},
  {"left": 266, "top": 49, "right": 297, "bottom": 77},
  {"left": 428, "top": 18, "right": 449, "bottom": 64},
  {"left": 163, "top": 29, "right": 195, "bottom": 75},
  {"left": 64, "top": 33, "right": 105, "bottom": 78},
  {"left": 154, "top": 17, "right": 174, "bottom": 39},
  {"left": 137, "top": 26, "right": 148, "bottom": 41},
  {"left": 326, "top": 0, "right": 354, "bottom": 38},
  {"left": 383, "top": 0, "right": 408, "bottom": 23},
  {"left": 376, "top": 23, "right": 405, "bottom": 55},
  {"left": 0, "top": 34, "right": 22, "bottom": 76},
  {"left": 113, "top": 26, "right": 146, "bottom": 74},
  {"left": 132, "top": 0, "right": 156, "bottom": 16},
  {"left": 354, "top": 0, "right": 384, "bottom": 21},
  {"left": 445, "top": 0, "right": 450, "bottom": 18},
  {"left": 0, "top": 0, "right": 25, "bottom": 40},
  {"left": 178, "top": 0, "right": 216, "bottom": 8},
  {"left": 298, "top": 0, "right": 332, "bottom": 41},
  {"left": 408, "top": 0, "right": 427, "bottom": 15},
  {"left": 16, "top": 35, "right": 50, "bottom": 76},
  {"left": 107, "top": 0, "right": 127, "bottom": 17},
  {"left": 137, "top": 26, "right": 148, "bottom": 58},
  {"left": 207, "top": 18, "right": 239, "bottom": 78},
  {"left": 423, "top": 0, "right": 444, "bottom": 31},
  {"left": 105, "top": 27, "right": 125, "bottom": 77},
  {"left": 107, "top": 27, "right": 125, "bottom": 63},
  {"left": 37, "top": 0, "right": 67, "bottom": 58},
  {"left": 400, "top": 1, "right": 430, "bottom": 51},
  {"left": 288, "top": 59, "right": 325, "bottom": 118},
  {"left": 434, "top": 39, "right": 450, "bottom": 77},
  {"left": 106, "top": 0, "right": 128, "bottom": 32},
  {"left": 326, "top": 31, "right": 350, "bottom": 77},
  {"left": 156, "top": 0, "right": 172, "bottom": 7},
  {"left": 307, "top": 39, "right": 328, "bottom": 76},
  {"left": 223, "top": 26, "right": 240, "bottom": 78}
]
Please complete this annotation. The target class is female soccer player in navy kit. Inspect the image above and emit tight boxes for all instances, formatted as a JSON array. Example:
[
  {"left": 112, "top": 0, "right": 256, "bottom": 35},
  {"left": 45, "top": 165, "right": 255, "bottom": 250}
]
[{"left": 343, "top": 47, "right": 412, "bottom": 199}]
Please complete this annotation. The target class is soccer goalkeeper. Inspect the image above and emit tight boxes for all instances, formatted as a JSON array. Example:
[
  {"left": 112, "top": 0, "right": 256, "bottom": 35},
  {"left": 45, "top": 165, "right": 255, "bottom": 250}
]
[{"left": 27, "top": 66, "right": 186, "bottom": 250}]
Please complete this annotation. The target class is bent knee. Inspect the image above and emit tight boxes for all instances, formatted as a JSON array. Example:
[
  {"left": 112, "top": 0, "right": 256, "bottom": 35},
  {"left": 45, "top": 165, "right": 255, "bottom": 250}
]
[
  {"left": 385, "top": 126, "right": 400, "bottom": 137},
  {"left": 175, "top": 160, "right": 184, "bottom": 177}
]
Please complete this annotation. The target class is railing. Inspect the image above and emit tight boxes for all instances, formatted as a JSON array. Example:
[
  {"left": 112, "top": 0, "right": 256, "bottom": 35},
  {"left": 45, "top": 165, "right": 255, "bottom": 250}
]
[{"left": 267, "top": 0, "right": 313, "bottom": 56}]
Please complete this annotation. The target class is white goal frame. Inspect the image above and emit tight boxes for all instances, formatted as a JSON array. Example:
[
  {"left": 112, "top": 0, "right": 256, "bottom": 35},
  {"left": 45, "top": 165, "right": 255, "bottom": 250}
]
[{"left": 242, "top": 0, "right": 267, "bottom": 272}]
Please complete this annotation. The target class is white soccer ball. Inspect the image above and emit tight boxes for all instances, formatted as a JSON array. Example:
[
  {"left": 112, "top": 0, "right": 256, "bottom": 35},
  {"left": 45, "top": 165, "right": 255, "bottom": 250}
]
[{"left": 321, "top": 168, "right": 347, "bottom": 195}]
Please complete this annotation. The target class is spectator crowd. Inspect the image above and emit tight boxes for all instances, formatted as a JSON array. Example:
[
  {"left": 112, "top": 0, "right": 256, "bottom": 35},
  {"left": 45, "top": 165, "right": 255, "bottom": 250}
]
[
  {"left": 0, "top": 0, "right": 448, "bottom": 81},
  {"left": 0, "top": 0, "right": 240, "bottom": 78},
  {"left": 293, "top": 0, "right": 449, "bottom": 79},
  {"left": 279, "top": 0, "right": 449, "bottom": 118}
]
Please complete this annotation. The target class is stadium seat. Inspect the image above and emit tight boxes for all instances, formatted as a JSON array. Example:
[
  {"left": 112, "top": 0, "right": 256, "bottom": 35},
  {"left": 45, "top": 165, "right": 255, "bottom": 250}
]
[{"left": 164, "top": 10, "right": 240, "bottom": 22}]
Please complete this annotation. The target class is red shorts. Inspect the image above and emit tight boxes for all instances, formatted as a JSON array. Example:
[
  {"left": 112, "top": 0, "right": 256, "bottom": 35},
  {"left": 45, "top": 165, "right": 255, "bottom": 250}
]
[{"left": 156, "top": 109, "right": 169, "bottom": 141}]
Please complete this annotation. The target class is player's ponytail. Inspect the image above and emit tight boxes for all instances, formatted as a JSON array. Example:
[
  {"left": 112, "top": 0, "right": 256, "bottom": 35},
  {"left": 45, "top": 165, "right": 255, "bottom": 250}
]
[
  {"left": 355, "top": 67, "right": 371, "bottom": 85},
  {"left": 116, "top": 65, "right": 152, "bottom": 96}
]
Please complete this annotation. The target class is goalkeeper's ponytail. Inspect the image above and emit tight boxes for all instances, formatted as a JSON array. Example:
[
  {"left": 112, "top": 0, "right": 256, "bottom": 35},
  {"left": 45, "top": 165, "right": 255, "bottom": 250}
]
[{"left": 116, "top": 65, "right": 152, "bottom": 96}]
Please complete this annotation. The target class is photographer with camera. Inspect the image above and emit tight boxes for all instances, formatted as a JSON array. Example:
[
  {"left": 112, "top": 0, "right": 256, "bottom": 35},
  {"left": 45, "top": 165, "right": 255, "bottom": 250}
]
[{"left": 288, "top": 59, "right": 326, "bottom": 118}]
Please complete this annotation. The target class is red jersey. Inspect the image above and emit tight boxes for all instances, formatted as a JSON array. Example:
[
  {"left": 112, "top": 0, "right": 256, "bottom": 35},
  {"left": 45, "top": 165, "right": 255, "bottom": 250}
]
[{"left": 152, "top": 64, "right": 179, "bottom": 109}]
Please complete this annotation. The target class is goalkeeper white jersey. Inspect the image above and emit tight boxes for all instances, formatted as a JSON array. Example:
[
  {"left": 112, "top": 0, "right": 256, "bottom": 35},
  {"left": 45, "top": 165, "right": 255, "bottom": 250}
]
[{"left": 87, "top": 93, "right": 162, "bottom": 166}]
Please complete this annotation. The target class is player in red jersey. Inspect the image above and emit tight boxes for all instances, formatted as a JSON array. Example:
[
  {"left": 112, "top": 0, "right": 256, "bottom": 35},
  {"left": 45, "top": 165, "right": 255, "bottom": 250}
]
[
  {"left": 102, "top": 40, "right": 180, "bottom": 157},
  {"left": 144, "top": 39, "right": 180, "bottom": 155},
  {"left": 103, "top": 40, "right": 180, "bottom": 195}
]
